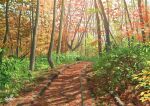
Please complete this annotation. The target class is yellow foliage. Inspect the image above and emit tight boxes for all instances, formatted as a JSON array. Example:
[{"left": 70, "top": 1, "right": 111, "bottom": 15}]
[{"left": 132, "top": 68, "right": 150, "bottom": 102}]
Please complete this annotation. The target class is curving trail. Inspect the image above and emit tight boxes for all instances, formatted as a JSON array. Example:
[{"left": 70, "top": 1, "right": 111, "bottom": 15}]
[{"left": 31, "top": 62, "right": 94, "bottom": 106}]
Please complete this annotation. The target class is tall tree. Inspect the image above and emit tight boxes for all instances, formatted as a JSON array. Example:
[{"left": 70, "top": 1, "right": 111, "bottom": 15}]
[
  {"left": 95, "top": 0, "right": 102, "bottom": 55},
  {"left": 67, "top": 16, "right": 91, "bottom": 51},
  {"left": 31, "top": 0, "right": 35, "bottom": 44},
  {"left": 29, "top": 0, "right": 40, "bottom": 71},
  {"left": 145, "top": 0, "right": 148, "bottom": 23},
  {"left": 0, "top": 0, "right": 9, "bottom": 64},
  {"left": 123, "top": 0, "right": 133, "bottom": 29},
  {"left": 16, "top": 10, "right": 22, "bottom": 57},
  {"left": 56, "top": 0, "right": 65, "bottom": 61},
  {"left": 123, "top": 0, "right": 133, "bottom": 47},
  {"left": 48, "top": 0, "right": 57, "bottom": 68},
  {"left": 3, "top": 0, "right": 9, "bottom": 45},
  {"left": 138, "top": 0, "right": 146, "bottom": 42},
  {"left": 98, "top": 0, "right": 111, "bottom": 52},
  {"left": 145, "top": 0, "right": 150, "bottom": 40}
]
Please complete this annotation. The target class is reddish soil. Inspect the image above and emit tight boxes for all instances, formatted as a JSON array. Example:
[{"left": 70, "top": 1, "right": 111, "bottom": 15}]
[{"left": 2, "top": 62, "right": 95, "bottom": 106}]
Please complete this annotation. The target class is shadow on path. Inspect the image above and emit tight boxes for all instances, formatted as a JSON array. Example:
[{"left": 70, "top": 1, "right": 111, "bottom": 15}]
[{"left": 31, "top": 62, "right": 93, "bottom": 106}]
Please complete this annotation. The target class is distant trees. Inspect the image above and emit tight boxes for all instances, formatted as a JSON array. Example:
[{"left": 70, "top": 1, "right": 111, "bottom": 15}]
[{"left": 0, "top": 0, "right": 150, "bottom": 68}]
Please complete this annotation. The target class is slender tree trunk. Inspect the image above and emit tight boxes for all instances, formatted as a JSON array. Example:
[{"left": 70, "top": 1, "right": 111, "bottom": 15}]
[
  {"left": 16, "top": 10, "right": 22, "bottom": 57},
  {"left": 98, "top": 0, "right": 111, "bottom": 52},
  {"left": 56, "top": 0, "right": 65, "bottom": 61},
  {"left": 84, "top": 33, "right": 87, "bottom": 56},
  {"left": 123, "top": 0, "right": 133, "bottom": 29},
  {"left": 70, "top": 17, "right": 83, "bottom": 48},
  {"left": 145, "top": 0, "right": 148, "bottom": 19},
  {"left": 132, "top": 0, "right": 138, "bottom": 45},
  {"left": 68, "top": 16, "right": 91, "bottom": 51},
  {"left": 3, "top": 0, "right": 9, "bottom": 44},
  {"left": 29, "top": 0, "right": 39, "bottom": 71},
  {"left": 123, "top": 0, "right": 133, "bottom": 46},
  {"left": 9, "top": 34, "right": 14, "bottom": 56},
  {"left": 48, "top": 0, "right": 57, "bottom": 68},
  {"left": 145, "top": 0, "right": 150, "bottom": 40},
  {"left": 95, "top": 0, "right": 102, "bottom": 55},
  {"left": 31, "top": 0, "right": 35, "bottom": 43},
  {"left": 138, "top": 0, "right": 146, "bottom": 43},
  {"left": 125, "top": 12, "right": 131, "bottom": 47},
  {"left": 1, "top": 0, "right": 9, "bottom": 64}
]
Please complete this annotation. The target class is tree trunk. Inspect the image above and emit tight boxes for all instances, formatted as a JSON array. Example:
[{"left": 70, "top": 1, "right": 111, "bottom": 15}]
[
  {"left": 123, "top": 0, "right": 133, "bottom": 29},
  {"left": 123, "top": 0, "right": 133, "bottom": 46},
  {"left": 145, "top": 0, "right": 150, "bottom": 40},
  {"left": 3, "top": 0, "right": 9, "bottom": 44},
  {"left": 138, "top": 0, "right": 146, "bottom": 43},
  {"left": 67, "top": 16, "right": 91, "bottom": 51},
  {"left": 1, "top": 0, "right": 9, "bottom": 64},
  {"left": 48, "top": 0, "right": 57, "bottom": 68},
  {"left": 29, "top": 0, "right": 39, "bottom": 71},
  {"left": 16, "top": 10, "right": 22, "bottom": 57},
  {"left": 56, "top": 0, "right": 65, "bottom": 61},
  {"left": 98, "top": 0, "right": 111, "bottom": 52},
  {"left": 95, "top": 0, "right": 102, "bottom": 55},
  {"left": 125, "top": 12, "right": 131, "bottom": 47},
  {"left": 31, "top": 0, "right": 35, "bottom": 44}
]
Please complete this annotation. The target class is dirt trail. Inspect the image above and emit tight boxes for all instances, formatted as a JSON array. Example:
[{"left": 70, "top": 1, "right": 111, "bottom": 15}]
[
  {"left": 4, "top": 62, "right": 95, "bottom": 106},
  {"left": 31, "top": 62, "right": 94, "bottom": 106}
]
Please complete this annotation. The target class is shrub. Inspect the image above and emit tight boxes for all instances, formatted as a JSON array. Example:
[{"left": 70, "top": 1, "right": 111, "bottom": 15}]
[
  {"left": 0, "top": 58, "right": 31, "bottom": 103},
  {"left": 132, "top": 66, "right": 150, "bottom": 102},
  {"left": 93, "top": 45, "right": 150, "bottom": 92}
]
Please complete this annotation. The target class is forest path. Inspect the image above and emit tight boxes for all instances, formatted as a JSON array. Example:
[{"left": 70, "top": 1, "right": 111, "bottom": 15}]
[
  {"left": 4, "top": 62, "right": 95, "bottom": 106},
  {"left": 31, "top": 62, "right": 94, "bottom": 106}
]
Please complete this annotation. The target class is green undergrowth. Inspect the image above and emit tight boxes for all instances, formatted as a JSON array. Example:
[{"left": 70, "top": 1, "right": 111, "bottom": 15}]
[
  {"left": 88, "top": 44, "right": 150, "bottom": 103},
  {"left": 0, "top": 58, "right": 31, "bottom": 103},
  {"left": 35, "top": 51, "right": 79, "bottom": 70}
]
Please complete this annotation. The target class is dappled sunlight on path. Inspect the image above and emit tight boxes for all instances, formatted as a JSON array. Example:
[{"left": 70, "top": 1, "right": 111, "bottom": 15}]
[{"left": 31, "top": 62, "right": 94, "bottom": 106}]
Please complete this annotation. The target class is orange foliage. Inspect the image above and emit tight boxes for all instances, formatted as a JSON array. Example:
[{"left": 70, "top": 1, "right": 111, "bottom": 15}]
[{"left": 136, "top": 34, "right": 143, "bottom": 41}]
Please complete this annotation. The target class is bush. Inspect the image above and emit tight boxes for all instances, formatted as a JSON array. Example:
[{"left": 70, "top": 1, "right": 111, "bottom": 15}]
[
  {"left": 93, "top": 45, "right": 150, "bottom": 92},
  {"left": 0, "top": 58, "right": 31, "bottom": 103},
  {"left": 132, "top": 65, "right": 150, "bottom": 102}
]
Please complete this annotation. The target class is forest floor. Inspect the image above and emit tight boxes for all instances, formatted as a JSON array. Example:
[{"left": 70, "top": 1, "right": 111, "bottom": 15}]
[{"left": 2, "top": 62, "right": 95, "bottom": 106}]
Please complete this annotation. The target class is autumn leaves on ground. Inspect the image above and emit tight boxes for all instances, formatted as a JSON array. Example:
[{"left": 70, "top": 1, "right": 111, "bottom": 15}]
[{"left": 0, "top": 0, "right": 150, "bottom": 106}]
